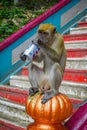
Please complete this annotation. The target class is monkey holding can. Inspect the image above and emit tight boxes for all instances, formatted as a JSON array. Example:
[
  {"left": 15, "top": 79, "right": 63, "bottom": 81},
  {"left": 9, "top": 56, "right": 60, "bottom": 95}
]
[{"left": 28, "top": 23, "right": 66, "bottom": 103}]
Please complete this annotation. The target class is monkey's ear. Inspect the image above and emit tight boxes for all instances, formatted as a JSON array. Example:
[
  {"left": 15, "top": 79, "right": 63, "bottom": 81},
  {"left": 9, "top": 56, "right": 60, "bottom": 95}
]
[{"left": 53, "top": 26, "right": 57, "bottom": 34}]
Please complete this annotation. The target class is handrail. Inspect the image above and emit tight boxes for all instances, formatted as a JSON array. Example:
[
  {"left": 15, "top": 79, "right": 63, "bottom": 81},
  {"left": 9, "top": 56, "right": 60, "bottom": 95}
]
[{"left": 0, "top": 0, "right": 70, "bottom": 51}]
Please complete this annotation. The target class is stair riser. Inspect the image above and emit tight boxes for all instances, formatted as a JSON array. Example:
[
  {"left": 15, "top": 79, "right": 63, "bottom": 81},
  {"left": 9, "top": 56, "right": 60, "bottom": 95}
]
[
  {"left": 0, "top": 119, "right": 26, "bottom": 130},
  {"left": 78, "top": 22, "right": 87, "bottom": 27},
  {"left": 63, "top": 70, "right": 87, "bottom": 83},
  {"left": 0, "top": 91, "right": 28, "bottom": 105},
  {"left": 0, "top": 86, "right": 28, "bottom": 104},
  {"left": 0, "top": 125, "right": 14, "bottom": 130},
  {"left": 67, "top": 49, "right": 87, "bottom": 57},
  {"left": 63, "top": 34, "right": 87, "bottom": 41}
]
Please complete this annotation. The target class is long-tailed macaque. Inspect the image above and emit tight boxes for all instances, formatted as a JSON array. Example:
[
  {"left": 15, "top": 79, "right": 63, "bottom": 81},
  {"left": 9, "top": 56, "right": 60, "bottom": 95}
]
[
  {"left": 27, "top": 23, "right": 66, "bottom": 103},
  {"left": 20, "top": 23, "right": 87, "bottom": 106}
]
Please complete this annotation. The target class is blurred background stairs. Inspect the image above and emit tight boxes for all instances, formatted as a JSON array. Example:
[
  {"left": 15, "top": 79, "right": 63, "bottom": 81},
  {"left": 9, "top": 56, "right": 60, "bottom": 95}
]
[{"left": 0, "top": 15, "right": 87, "bottom": 130}]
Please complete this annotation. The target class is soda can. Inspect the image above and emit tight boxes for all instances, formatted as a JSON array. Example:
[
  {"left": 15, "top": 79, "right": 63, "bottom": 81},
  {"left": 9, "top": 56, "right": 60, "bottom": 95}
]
[{"left": 24, "top": 41, "right": 40, "bottom": 61}]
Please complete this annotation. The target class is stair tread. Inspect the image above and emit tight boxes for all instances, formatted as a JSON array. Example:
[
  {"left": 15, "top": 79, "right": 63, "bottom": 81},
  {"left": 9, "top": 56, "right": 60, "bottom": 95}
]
[
  {"left": 66, "top": 44, "right": 87, "bottom": 49},
  {"left": 67, "top": 56, "right": 87, "bottom": 60},
  {"left": 70, "top": 27, "right": 87, "bottom": 34},
  {"left": 61, "top": 80, "right": 87, "bottom": 88},
  {"left": 10, "top": 75, "right": 28, "bottom": 80},
  {"left": 0, "top": 96, "right": 25, "bottom": 110},
  {"left": 0, "top": 96, "right": 33, "bottom": 125}
]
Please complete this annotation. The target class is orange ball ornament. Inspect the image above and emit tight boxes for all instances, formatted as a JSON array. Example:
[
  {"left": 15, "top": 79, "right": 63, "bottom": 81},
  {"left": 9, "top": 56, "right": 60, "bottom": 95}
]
[{"left": 26, "top": 92, "right": 72, "bottom": 130}]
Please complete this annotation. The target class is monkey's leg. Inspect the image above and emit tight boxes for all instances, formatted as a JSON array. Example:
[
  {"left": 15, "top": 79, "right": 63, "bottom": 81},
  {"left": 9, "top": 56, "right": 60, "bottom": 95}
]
[
  {"left": 28, "top": 63, "right": 44, "bottom": 96},
  {"left": 41, "top": 63, "right": 63, "bottom": 103}
]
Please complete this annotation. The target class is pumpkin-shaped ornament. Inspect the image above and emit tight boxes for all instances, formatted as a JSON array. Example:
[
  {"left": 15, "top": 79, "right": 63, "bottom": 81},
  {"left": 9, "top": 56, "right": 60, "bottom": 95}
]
[{"left": 26, "top": 92, "right": 72, "bottom": 130}]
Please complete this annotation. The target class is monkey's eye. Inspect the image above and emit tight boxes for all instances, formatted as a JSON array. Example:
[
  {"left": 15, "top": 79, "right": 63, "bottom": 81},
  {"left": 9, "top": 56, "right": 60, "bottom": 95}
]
[
  {"left": 38, "top": 30, "right": 43, "bottom": 34},
  {"left": 43, "top": 32, "right": 49, "bottom": 35}
]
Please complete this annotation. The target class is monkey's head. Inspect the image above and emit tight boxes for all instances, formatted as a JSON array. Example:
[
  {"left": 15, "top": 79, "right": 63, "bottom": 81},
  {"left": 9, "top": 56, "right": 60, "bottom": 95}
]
[{"left": 37, "top": 23, "right": 56, "bottom": 44}]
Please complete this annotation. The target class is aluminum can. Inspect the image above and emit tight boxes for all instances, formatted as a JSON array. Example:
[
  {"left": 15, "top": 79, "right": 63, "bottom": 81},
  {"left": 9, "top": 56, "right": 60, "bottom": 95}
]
[{"left": 24, "top": 41, "right": 40, "bottom": 61}]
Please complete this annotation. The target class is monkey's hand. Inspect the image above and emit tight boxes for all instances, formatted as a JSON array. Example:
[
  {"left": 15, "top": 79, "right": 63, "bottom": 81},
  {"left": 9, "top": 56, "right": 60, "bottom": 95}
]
[
  {"left": 29, "top": 87, "right": 39, "bottom": 96},
  {"left": 20, "top": 52, "right": 27, "bottom": 61},
  {"left": 38, "top": 39, "right": 60, "bottom": 62}
]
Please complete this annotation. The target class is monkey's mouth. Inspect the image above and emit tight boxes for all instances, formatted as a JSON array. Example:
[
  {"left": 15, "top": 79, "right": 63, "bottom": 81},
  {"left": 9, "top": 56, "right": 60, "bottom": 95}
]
[{"left": 38, "top": 37, "right": 49, "bottom": 44}]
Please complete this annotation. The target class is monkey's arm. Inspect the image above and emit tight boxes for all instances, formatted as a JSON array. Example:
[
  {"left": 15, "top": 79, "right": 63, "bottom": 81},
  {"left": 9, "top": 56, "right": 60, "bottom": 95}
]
[
  {"left": 38, "top": 41, "right": 63, "bottom": 62},
  {"left": 33, "top": 50, "right": 44, "bottom": 62}
]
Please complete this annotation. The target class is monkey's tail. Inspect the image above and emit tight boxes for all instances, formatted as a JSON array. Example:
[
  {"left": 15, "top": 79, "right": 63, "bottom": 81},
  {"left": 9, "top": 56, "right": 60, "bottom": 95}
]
[
  {"left": 59, "top": 47, "right": 66, "bottom": 73},
  {"left": 72, "top": 98, "right": 87, "bottom": 108}
]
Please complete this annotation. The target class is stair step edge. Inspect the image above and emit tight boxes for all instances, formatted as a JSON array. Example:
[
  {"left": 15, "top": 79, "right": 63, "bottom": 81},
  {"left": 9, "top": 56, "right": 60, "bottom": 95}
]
[
  {"left": 70, "top": 26, "right": 87, "bottom": 30},
  {"left": 61, "top": 80, "right": 87, "bottom": 88},
  {"left": 0, "top": 97, "right": 25, "bottom": 110}
]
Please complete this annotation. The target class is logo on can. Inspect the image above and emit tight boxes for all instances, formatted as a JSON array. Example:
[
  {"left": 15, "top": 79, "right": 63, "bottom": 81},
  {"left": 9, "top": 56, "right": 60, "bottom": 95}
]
[{"left": 24, "top": 41, "right": 40, "bottom": 61}]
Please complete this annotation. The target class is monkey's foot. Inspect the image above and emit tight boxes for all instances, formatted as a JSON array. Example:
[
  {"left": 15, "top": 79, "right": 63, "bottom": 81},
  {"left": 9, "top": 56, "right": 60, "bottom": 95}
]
[
  {"left": 29, "top": 87, "right": 39, "bottom": 96},
  {"left": 41, "top": 92, "right": 55, "bottom": 104},
  {"left": 41, "top": 98, "right": 48, "bottom": 104}
]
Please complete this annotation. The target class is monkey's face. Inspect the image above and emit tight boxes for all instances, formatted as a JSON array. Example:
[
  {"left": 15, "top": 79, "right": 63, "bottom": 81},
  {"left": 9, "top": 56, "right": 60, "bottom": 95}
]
[
  {"left": 37, "top": 24, "right": 56, "bottom": 44},
  {"left": 37, "top": 29, "right": 52, "bottom": 44}
]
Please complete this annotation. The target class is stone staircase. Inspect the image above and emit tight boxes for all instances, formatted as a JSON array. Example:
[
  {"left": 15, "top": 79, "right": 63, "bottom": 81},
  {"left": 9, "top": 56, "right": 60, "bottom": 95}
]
[{"left": 0, "top": 16, "right": 87, "bottom": 130}]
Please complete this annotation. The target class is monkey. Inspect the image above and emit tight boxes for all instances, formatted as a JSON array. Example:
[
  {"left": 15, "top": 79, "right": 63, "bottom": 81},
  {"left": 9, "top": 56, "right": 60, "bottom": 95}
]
[
  {"left": 20, "top": 24, "right": 87, "bottom": 106},
  {"left": 28, "top": 23, "right": 66, "bottom": 103},
  {"left": 20, "top": 23, "right": 66, "bottom": 103}
]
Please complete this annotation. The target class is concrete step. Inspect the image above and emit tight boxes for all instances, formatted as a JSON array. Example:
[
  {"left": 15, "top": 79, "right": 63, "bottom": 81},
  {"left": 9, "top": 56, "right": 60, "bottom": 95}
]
[
  {"left": 78, "top": 21, "right": 87, "bottom": 27},
  {"left": 0, "top": 97, "right": 33, "bottom": 128},
  {"left": 0, "top": 85, "right": 28, "bottom": 104},
  {"left": 66, "top": 57, "right": 87, "bottom": 70},
  {"left": 10, "top": 75, "right": 31, "bottom": 89},
  {"left": 60, "top": 80, "right": 87, "bottom": 99},
  {"left": 65, "top": 40, "right": 87, "bottom": 49},
  {"left": 9, "top": 75, "right": 87, "bottom": 99},
  {"left": 63, "top": 33, "right": 87, "bottom": 41},
  {"left": 67, "top": 48, "right": 87, "bottom": 58},
  {"left": 65, "top": 40, "right": 87, "bottom": 57},
  {"left": 70, "top": 27, "right": 87, "bottom": 34},
  {"left": 63, "top": 69, "right": 87, "bottom": 83}
]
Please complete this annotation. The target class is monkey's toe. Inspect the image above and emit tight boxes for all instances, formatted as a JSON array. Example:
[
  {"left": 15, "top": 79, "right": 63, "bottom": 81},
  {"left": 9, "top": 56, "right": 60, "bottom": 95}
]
[
  {"left": 41, "top": 98, "right": 48, "bottom": 104},
  {"left": 29, "top": 87, "right": 39, "bottom": 96}
]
